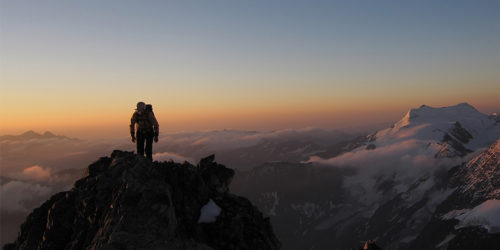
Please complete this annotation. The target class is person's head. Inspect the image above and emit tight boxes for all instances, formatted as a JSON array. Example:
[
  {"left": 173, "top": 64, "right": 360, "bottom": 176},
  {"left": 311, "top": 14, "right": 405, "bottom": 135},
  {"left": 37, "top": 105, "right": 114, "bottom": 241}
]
[{"left": 136, "top": 102, "right": 146, "bottom": 113}]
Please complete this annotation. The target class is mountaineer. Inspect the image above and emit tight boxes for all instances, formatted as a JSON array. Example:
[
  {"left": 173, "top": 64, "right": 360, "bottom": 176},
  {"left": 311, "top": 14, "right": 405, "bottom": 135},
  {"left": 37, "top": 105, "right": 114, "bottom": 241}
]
[{"left": 130, "top": 102, "right": 159, "bottom": 160}]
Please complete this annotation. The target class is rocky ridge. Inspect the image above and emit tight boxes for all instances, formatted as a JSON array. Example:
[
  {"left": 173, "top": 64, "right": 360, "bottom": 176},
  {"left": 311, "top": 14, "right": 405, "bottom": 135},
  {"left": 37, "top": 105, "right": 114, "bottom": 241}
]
[
  {"left": 4, "top": 150, "right": 280, "bottom": 250},
  {"left": 409, "top": 139, "right": 500, "bottom": 250}
]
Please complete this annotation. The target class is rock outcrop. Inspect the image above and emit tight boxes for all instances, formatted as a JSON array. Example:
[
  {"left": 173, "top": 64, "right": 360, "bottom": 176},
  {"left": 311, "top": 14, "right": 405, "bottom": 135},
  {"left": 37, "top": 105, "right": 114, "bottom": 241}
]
[
  {"left": 4, "top": 150, "right": 280, "bottom": 250},
  {"left": 350, "top": 240, "right": 383, "bottom": 250}
]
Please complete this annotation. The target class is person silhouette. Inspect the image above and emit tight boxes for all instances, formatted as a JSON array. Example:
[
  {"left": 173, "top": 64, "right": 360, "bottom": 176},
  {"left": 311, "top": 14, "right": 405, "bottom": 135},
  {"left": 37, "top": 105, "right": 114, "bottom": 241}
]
[{"left": 130, "top": 102, "right": 159, "bottom": 160}]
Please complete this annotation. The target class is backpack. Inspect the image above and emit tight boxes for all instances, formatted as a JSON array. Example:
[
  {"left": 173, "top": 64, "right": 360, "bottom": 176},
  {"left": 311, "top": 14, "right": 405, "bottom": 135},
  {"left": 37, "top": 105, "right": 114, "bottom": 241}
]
[
  {"left": 135, "top": 105, "right": 154, "bottom": 132},
  {"left": 146, "top": 104, "right": 154, "bottom": 114}
]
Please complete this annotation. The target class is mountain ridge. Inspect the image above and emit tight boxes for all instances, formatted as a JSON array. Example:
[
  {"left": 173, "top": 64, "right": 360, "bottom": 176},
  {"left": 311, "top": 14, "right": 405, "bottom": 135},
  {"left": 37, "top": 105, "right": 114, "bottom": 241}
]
[{"left": 4, "top": 151, "right": 280, "bottom": 250}]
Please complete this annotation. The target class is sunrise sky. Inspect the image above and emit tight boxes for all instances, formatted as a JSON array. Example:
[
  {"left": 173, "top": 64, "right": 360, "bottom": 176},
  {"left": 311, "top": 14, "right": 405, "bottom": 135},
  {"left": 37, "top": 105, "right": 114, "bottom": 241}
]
[{"left": 1, "top": 0, "right": 499, "bottom": 138}]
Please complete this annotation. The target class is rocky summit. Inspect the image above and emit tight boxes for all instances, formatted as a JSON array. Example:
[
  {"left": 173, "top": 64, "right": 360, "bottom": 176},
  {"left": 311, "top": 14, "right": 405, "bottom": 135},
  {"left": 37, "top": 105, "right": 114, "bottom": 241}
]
[{"left": 4, "top": 150, "right": 280, "bottom": 250}]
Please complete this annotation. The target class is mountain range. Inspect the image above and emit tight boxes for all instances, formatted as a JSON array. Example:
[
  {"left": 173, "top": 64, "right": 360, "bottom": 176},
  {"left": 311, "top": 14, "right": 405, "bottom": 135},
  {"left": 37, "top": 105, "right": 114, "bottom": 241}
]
[{"left": 2, "top": 103, "right": 500, "bottom": 249}]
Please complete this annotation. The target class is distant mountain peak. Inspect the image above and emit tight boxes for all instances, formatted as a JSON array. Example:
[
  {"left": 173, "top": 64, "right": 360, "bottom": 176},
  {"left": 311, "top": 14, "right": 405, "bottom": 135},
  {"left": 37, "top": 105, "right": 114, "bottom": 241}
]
[
  {"left": 392, "top": 103, "right": 488, "bottom": 131},
  {"left": 0, "top": 131, "right": 77, "bottom": 141},
  {"left": 410, "top": 102, "right": 479, "bottom": 119},
  {"left": 42, "top": 131, "right": 55, "bottom": 137},
  {"left": 418, "top": 102, "right": 475, "bottom": 109},
  {"left": 20, "top": 130, "right": 38, "bottom": 137},
  {"left": 354, "top": 102, "right": 500, "bottom": 159}
]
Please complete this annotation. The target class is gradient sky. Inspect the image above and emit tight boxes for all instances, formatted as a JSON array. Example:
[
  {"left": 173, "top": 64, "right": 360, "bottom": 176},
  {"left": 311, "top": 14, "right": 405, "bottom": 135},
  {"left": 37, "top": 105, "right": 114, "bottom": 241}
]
[{"left": 1, "top": 0, "right": 499, "bottom": 138}]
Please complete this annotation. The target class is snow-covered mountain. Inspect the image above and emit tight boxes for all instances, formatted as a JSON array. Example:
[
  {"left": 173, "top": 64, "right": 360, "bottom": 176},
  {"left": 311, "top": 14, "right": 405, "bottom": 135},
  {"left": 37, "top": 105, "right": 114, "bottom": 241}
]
[
  {"left": 370, "top": 103, "right": 499, "bottom": 158},
  {"left": 313, "top": 103, "right": 499, "bottom": 163},
  {"left": 232, "top": 103, "right": 500, "bottom": 250}
]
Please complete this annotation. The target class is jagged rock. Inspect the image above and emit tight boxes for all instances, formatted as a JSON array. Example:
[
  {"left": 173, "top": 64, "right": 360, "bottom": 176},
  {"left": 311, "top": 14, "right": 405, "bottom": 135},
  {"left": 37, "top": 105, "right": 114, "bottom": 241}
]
[
  {"left": 363, "top": 240, "right": 382, "bottom": 250},
  {"left": 198, "top": 154, "right": 235, "bottom": 194},
  {"left": 435, "top": 122, "right": 474, "bottom": 158},
  {"left": 4, "top": 150, "right": 280, "bottom": 250},
  {"left": 450, "top": 122, "right": 473, "bottom": 144},
  {"left": 199, "top": 154, "right": 216, "bottom": 168},
  {"left": 435, "top": 132, "right": 473, "bottom": 158},
  {"left": 350, "top": 240, "right": 382, "bottom": 250},
  {"left": 489, "top": 113, "right": 500, "bottom": 125}
]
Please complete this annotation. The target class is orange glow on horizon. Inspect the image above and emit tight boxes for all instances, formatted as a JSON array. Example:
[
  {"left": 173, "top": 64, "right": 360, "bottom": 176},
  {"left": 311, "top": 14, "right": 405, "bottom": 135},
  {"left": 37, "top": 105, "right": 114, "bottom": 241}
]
[{"left": 2, "top": 92, "right": 499, "bottom": 139}]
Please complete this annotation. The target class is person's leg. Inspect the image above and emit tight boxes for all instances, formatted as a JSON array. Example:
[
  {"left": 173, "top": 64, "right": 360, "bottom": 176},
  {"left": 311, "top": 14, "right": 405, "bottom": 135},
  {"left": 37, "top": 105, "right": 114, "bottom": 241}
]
[
  {"left": 145, "top": 133, "right": 153, "bottom": 161},
  {"left": 137, "top": 132, "right": 146, "bottom": 157}
]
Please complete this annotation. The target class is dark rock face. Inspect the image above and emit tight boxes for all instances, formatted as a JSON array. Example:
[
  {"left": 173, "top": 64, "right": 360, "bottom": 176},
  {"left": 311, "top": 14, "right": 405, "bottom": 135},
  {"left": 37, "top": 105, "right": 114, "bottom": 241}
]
[
  {"left": 450, "top": 122, "right": 473, "bottom": 144},
  {"left": 231, "top": 162, "right": 355, "bottom": 250},
  {"left": 436, "top": 122, "right": 474, "bottom": 158},
  {"left": 4, "top": 150, "right": 280, "bottom": 250}
]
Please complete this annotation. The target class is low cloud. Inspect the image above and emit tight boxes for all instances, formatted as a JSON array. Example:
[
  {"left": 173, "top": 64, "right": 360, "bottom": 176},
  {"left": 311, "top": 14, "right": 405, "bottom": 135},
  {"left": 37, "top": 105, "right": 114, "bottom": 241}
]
[
  {"left": 153, "top": 152, "right": 195, "bottom": 164},
  {"left": 309, "top": 139, "right": 465, "bottom": 176},
  {"left": 0, "top": 181, "right": 53, "bottom": 212},
  {"left": 161, "top": 128, "right": 347, "bottom": 152},
  {"left": 21, "top": 165, "right": 51, "bottom": 181},
  {"left": 308, "top": 139, "right": 470, "bottom": 206}
]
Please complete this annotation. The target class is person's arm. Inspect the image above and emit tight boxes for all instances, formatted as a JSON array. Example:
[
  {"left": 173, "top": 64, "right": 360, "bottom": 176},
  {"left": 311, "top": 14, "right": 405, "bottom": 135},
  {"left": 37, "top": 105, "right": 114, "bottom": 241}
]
[
  {"left": 149, "top": 112, "right": 160, "bottom": 142},
  {"left": 130, "top": 113, "right": 137, "bottom": 142}
]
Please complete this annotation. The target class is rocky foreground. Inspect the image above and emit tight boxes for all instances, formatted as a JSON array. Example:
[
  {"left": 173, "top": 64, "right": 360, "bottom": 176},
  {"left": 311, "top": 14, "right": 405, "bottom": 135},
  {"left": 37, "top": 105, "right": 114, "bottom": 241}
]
[{"left": 4, "top": 151, "right": 280, "bottom": 250}]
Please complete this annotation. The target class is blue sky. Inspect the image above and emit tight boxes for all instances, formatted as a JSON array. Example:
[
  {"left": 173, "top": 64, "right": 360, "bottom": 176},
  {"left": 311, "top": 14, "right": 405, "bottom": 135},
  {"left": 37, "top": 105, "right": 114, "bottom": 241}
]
[{"left": 1, "top": 0, "right": 499, "bottom": 136}]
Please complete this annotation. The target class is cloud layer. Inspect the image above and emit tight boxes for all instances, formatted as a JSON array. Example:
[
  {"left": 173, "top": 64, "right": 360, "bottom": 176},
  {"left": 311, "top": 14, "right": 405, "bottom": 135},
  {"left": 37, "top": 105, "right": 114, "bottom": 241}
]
[
  {"left": 308, "top": 138, "right": 475, "bottom": 206},
  {"left": 309, "top": 139, "right": 469, "bottom": 177},
  {"left": 0, "top": 181, "right": 53, "bottom": 212}
]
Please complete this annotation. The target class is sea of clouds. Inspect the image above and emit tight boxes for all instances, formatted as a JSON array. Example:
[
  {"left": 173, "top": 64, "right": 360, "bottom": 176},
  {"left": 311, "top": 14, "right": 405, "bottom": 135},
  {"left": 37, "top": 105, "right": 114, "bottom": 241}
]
[{"left": 0, "top": 128, "right": 351, "bottom": 245}]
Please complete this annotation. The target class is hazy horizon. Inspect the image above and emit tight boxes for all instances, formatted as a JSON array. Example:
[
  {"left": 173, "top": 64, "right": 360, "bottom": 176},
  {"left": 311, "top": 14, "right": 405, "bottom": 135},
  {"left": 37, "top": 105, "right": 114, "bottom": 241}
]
[{"left": 0, "top": 101, "right": 497, "bottom": 140}]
